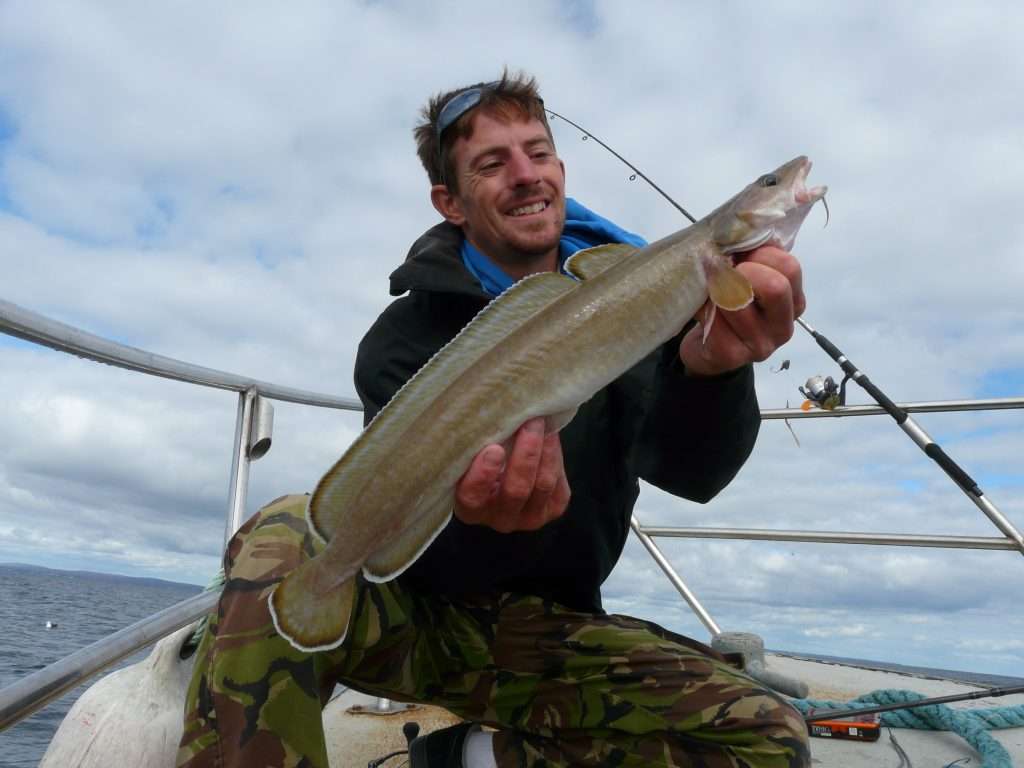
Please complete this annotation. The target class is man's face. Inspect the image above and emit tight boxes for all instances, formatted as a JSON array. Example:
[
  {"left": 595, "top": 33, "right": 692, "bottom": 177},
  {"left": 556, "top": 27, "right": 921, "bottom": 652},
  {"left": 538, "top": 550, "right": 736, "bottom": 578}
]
[{"left": 439, "top": 111, "right": 566, "bottom": 273}]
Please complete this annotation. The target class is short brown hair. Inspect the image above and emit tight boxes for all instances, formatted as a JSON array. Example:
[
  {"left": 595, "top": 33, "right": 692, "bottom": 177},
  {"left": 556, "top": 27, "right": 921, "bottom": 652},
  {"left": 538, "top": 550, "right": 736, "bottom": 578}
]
[{"left": 413, "top": 69, "right": 553, "bottom": 193}]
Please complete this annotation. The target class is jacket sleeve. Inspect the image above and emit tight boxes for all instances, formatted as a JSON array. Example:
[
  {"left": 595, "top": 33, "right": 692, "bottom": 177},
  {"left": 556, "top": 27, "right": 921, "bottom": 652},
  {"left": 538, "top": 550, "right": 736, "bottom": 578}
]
[{"left": 631, "top": 334, "right": 761, "bottom": 503}]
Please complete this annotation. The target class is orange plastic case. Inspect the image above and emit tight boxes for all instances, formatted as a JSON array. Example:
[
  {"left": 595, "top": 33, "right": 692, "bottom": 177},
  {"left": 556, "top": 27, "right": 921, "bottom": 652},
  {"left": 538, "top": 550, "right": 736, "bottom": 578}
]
[{"left": 805, "top": 709, "right": 881, "bottom": 742}]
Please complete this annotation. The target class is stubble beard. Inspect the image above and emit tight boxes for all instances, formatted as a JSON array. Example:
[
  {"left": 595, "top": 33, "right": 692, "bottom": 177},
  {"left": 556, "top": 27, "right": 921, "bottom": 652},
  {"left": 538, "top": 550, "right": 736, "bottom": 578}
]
[{"left": 500, "top": 204, "right": 565, "bottom": 266}]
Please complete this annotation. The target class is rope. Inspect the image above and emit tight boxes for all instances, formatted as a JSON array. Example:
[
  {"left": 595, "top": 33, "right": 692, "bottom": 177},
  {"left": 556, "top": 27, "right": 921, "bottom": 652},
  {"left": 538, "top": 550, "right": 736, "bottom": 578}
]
[{"left": 792, "top": 689, "right": 1024, "bottom": 768}]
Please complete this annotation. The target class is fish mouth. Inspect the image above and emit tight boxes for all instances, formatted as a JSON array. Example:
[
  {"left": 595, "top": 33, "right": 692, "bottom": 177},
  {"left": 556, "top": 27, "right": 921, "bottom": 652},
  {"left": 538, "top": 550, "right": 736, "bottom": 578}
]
[{"left": 794, "top": 158, "right": 828, "bottom": 204}]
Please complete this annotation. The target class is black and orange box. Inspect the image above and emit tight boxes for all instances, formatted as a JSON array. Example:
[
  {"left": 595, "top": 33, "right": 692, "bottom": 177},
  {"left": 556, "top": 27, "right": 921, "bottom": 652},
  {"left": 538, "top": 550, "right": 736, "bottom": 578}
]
[{"left": 805, "top": 709, "right": 881, "bottom": 742}]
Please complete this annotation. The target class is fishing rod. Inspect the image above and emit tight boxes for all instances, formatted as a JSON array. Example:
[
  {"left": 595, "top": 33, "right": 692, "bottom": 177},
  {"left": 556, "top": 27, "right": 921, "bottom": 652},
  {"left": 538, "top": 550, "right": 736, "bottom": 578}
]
[
  {"left": 797, "top": 317, "right": 1024, "bottom": 555},
  {"left": 544, "top": 109, "right": 698, "bottom": 223},
  {"left": 803, "top": 684, "right": 1024, "bottom": 723},
  {"left": 545, "top": 108, "right": 1024, "bottom": 558}
]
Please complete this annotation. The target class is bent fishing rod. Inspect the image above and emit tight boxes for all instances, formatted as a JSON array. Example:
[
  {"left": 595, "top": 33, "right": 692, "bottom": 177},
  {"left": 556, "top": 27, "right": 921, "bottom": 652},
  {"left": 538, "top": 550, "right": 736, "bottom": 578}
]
[{"left": 545, "top": 108, "right": 1024, "bottom": 558}]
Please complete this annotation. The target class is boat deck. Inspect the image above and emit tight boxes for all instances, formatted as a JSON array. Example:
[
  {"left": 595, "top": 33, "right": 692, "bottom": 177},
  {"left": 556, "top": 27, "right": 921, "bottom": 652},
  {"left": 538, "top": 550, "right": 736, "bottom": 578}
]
[
  {"left": 324, "top": 654, "right": 1024, "bottom": 767},
  {"left": 770, "top": 653, "right": 1024, "bottom": 766}
]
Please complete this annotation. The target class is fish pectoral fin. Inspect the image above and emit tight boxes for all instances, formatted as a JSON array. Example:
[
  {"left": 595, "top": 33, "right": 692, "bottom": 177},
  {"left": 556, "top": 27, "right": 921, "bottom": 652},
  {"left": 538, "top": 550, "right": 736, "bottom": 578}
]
[
  {"left": 269, "top": 560, "right": 356, "bottom": 653},
  {"left": 362, "top": 493, "right": 454, "bottom": 582},
  {"left": 704, "top": 254, "right": 754, "bottom": 312},
  {"left": 564, "top": 243, "right": 638, "bottom": 281}
]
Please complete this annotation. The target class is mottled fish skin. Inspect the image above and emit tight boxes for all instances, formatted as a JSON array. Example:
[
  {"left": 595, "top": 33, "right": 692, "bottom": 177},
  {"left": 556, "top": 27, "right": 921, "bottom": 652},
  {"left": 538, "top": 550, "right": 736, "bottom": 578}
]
[{"left": 269, "top": 156, "right": 827, "bottom": 652}]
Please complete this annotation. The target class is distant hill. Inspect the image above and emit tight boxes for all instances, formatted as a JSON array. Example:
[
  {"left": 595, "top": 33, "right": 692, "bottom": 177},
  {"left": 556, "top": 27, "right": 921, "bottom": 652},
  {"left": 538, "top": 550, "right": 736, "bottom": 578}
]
[{"left": 0, "top": 562, "right": 203, "bottom": 591}]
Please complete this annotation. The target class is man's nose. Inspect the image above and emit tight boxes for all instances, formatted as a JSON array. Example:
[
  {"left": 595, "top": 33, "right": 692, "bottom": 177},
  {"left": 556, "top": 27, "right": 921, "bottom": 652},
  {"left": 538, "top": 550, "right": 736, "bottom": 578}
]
[{"left": 506, "top": 150, "right": 540, "bottom": 186}]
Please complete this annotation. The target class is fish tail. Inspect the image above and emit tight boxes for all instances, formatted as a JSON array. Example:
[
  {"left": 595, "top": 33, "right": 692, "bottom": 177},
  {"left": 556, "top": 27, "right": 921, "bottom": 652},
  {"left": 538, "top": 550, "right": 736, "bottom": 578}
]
[{"left": 268, "top": 559, "right": 356, "bottom": 653}]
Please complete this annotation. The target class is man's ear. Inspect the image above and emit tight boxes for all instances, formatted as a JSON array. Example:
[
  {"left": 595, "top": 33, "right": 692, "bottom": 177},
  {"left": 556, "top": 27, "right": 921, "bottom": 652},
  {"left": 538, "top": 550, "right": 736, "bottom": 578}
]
[{"left": 430, "top": 185, "right": 466, "bottom": 226}]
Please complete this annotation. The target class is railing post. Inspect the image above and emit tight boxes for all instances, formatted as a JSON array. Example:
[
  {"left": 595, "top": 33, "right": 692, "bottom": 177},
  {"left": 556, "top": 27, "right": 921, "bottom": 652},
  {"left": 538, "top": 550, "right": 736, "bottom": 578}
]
[
  {"left": 630, "top": 516, "right": 721, "bottom": 636},
  {"left": 225, "top": 389, "right": 256, "bottom": 543},
  {"left": 224, "top": 389, "right": 276, "bottom": 543}
]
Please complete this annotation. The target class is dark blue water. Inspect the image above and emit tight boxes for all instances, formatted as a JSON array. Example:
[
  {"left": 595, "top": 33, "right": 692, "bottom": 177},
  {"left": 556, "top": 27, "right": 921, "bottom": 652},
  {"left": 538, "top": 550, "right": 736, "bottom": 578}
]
[{"left": 0, "top": 564, "right": 201, "bottom": 768}]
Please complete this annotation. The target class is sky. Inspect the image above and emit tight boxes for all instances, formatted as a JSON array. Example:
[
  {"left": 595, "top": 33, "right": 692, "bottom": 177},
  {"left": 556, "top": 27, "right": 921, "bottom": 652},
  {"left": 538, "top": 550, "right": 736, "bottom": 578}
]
[{"left": 1, "top": 1, "right": 1022, "bottom": 678}]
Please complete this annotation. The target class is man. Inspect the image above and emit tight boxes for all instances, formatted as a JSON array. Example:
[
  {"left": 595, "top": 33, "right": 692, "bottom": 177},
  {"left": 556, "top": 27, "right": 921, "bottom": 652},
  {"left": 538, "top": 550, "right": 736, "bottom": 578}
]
[{"left": 178, "top": 72, "right": 810, "bottom": 768}]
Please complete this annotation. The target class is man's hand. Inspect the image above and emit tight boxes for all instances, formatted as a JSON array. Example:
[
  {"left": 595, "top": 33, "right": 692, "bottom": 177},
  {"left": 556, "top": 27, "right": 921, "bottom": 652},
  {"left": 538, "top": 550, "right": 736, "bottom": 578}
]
[
  {"left": 680, "top": 245, "right": 805, "bottom": 377},
  {"left": 454, "top": 417, "right": 570, "bottom": 533}
]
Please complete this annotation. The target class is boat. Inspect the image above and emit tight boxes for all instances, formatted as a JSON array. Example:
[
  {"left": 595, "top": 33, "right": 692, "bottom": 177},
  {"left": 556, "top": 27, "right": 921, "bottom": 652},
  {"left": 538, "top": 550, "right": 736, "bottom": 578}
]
[{"left": 2, "top": 297, "right": 1022, "bottom": 767}]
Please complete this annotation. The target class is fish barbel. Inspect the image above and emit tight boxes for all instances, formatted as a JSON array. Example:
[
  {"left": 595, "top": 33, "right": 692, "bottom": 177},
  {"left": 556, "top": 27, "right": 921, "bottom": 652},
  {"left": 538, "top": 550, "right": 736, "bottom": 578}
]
[{"left": 270, "top": 156, "right": 827, "bottom": 652}]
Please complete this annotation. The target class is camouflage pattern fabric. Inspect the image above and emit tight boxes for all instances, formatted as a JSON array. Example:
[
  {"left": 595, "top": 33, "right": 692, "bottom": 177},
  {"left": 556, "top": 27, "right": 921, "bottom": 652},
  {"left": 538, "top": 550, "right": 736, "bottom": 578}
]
[{"left": 177, "top": 495, "right": 810, "bottom": 768}]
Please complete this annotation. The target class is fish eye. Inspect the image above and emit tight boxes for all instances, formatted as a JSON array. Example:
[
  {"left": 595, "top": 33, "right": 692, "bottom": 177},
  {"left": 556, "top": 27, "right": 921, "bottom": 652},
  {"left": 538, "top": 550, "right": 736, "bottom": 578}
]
[{"left": 758, "top": 173, "right": 778, "bottom": 187}]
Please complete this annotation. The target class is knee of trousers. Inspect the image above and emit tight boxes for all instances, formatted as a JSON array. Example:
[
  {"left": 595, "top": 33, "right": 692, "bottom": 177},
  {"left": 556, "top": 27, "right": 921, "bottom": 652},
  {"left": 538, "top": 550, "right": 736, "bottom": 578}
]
[
  {"left": 741, "top": 692, "right": 811, "bottom": 765},
  {"left": 223, "top": 493, "right": 318, "bottom": 582}
]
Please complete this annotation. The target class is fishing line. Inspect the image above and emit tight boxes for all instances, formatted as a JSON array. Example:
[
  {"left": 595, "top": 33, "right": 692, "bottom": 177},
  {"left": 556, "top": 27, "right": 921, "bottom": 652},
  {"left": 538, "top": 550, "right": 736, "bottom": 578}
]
[
  {"left": 547, "top": 105, "right": 1024, "bottom": 558},
  {"left": 545, "top": 109, "right": 698, "bottom": 224}
]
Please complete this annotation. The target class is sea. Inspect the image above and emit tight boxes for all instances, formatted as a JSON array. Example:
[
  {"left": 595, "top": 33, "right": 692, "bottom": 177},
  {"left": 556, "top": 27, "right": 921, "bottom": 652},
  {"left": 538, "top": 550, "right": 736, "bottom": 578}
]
[
  {"left": 2, "top": 564, "right": 1023, "bottom": 767},
  {"left": 0, "top": 564, "right": 202, "bottom": 768}
]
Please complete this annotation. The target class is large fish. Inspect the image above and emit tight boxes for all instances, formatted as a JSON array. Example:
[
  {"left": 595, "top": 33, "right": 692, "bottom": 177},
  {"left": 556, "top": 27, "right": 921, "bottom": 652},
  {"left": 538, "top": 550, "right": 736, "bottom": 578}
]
[{"left": 270, "top": 156, "right": 827, "bottom": 652}]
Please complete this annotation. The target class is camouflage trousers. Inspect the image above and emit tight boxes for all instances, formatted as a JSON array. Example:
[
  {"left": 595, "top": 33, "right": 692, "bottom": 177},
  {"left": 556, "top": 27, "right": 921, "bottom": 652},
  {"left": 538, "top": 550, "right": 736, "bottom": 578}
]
[{"left": 177, "top": 494, "right": 810, "bottom": 768}]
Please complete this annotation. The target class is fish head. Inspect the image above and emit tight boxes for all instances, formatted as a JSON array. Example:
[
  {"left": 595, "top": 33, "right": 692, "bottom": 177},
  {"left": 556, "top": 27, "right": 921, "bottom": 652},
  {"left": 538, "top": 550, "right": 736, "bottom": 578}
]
[{"left": 711, "top": 156, "right": 828, "bottom": 255}]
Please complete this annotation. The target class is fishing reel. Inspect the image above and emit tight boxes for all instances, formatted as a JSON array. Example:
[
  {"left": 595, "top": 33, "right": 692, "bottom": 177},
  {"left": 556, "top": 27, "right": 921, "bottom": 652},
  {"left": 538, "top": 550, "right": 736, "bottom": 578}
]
[{"left": 799, "top": 374, "right": 851, "bottom": 411}]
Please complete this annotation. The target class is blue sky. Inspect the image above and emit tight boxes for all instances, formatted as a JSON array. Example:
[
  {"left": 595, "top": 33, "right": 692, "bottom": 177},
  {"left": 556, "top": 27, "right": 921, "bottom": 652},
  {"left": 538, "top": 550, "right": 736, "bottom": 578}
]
[{"left": 0, "top": 1, "right": 1022, "bottom": 677}]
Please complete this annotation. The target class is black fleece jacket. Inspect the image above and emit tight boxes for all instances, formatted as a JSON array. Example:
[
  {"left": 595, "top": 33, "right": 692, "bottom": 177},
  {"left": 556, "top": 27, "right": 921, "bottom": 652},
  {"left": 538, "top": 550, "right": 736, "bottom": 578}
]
[{"left": 354, "top": 221, "right": 761, "bottom": 612}]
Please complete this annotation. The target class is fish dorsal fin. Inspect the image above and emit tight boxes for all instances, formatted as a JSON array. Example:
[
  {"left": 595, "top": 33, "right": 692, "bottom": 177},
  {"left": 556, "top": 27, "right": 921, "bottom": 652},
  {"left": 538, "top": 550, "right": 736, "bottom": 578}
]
[
  {"left": 308, "top": 271, "right": 579, "bottom": 542},
  {"left": 564, "top": 243, "right": 638, "bottom": 281}
]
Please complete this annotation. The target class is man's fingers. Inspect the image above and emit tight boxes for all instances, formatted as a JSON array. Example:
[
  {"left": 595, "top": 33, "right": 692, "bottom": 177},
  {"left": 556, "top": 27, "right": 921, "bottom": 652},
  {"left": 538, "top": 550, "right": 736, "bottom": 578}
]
[
  {"left": 513, "top": 430, "right": 567, "bottom": 530},
  {"left": 454, "top": 443, "right": 505, "bottom": 517},
  {"left": 727, "top": 261, "right": 796, "bottom": 358},
  {"left": 454, "top": 417, "right": 571, "bottom": 532},
  {"left": 737, "top": 245, "right": 805, "bottom": 318},
  {"left": 533, "top": 430, "right": 564, "bottom": 494},
  {"left": 500, "top": 417, "right": 545, "bottom": 504}
]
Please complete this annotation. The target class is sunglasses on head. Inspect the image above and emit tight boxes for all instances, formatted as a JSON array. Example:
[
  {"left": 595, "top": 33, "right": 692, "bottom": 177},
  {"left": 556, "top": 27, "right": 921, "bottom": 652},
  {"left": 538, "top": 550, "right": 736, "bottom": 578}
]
[{"left": 435, "top": 82, "right": 545, "bottom": 184}]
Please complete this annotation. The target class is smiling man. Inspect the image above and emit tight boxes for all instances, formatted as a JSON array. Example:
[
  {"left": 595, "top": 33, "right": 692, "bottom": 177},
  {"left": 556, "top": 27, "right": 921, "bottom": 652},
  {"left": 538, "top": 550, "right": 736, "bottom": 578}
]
[{"left": 177, "top": 72, "right": 810, "bottom": 768}]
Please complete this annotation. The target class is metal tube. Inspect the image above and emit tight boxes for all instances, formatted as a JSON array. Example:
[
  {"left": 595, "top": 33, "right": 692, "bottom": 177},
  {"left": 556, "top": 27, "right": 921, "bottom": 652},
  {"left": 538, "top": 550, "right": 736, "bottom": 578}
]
[
  {"left": 0, "top": 589, "right": 219, "bottom": 732},
  {"left": 0, "top": 298, "right": 361, "bottom": 410},
  {"left": 896, "top": 418, "right": 1024, "bottom": 552},
  {"left": 797, "top": 317, "right": 1024, "bottom": 558},
  {"left": 636, "top": 526, "right": 1020, "bottom": 550},
  {"left": 761, "top": 396, "right": 1024, "bottom": 420},
  {"left": 630, "top": 516, "right": 721, "bottom": 636},
  {"left": 225, "top": 389, "right": 256, "bottom": 543}
]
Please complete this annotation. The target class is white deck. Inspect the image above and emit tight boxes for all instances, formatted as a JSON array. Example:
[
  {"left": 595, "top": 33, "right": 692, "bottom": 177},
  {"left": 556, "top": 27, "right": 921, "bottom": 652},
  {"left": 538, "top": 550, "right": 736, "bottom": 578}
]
[{"left": 324, "top": 654, "right": 1024, "bottom": 767}]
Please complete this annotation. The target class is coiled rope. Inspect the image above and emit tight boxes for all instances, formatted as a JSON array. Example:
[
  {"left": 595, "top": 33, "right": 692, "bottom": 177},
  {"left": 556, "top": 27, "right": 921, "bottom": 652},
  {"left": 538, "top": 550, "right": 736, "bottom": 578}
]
[{"left": 792, "top": 690, "right": 1024, "bottom": 768}]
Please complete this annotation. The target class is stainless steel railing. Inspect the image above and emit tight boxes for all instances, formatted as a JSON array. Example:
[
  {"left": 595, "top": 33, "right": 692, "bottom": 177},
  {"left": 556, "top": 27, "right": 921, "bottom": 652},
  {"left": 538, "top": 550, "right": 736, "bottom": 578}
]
[
  {"left": 1, "top": 297, "right": 1022, "bottom": 730},
  {"left": 0, "top": 298, "right": 359, "bottom": 729},
  {"left": 0, "top": 591, "right": 219, "bottom": 730}
]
